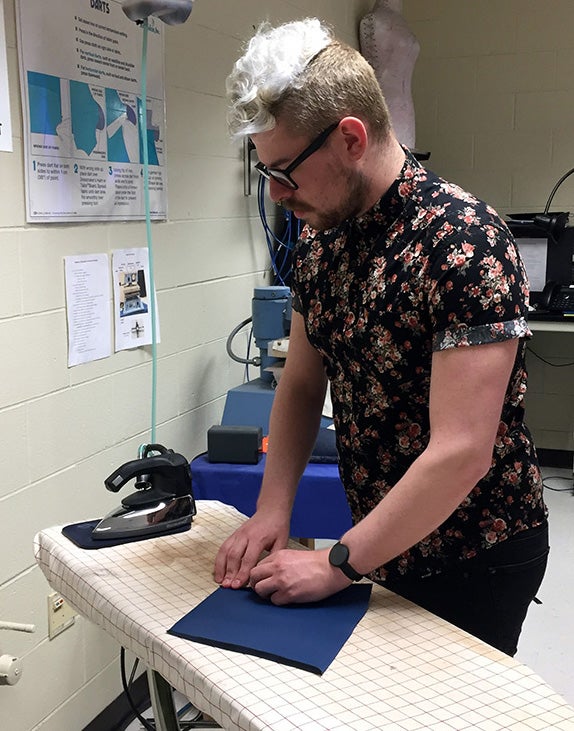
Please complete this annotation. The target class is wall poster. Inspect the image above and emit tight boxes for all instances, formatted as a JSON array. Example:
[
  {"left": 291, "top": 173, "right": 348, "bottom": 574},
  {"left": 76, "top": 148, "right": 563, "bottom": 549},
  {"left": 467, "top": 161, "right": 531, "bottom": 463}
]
[{"left": 16, "top": 0, "right": 167, "bottom": 222}]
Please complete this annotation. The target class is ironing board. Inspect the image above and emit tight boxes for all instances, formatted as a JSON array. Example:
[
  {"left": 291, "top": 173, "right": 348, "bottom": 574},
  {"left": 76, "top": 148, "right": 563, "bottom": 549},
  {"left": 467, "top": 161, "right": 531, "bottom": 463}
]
[{"left": 34, "top": 501, "right": 574, "bottom": 731}]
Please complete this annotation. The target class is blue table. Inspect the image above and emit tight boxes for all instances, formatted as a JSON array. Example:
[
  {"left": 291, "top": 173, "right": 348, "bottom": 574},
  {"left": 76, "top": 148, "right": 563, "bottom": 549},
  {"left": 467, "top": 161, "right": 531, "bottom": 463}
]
[{"left": 190, "top": 454, "right": 352, "bottom": 539}]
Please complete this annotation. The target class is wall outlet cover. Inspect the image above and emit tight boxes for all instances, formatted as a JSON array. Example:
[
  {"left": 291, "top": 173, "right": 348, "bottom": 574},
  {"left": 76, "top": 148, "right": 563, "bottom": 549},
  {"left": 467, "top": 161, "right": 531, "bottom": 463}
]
[{"left": 47, "top": 592, "right": 76, "bottom": 640}]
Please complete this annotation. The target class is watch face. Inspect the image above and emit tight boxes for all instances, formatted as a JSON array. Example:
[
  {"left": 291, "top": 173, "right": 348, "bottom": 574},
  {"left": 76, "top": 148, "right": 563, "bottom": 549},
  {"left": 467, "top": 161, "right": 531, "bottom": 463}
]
[{"left": 329, "top": 541, "right": 349, "bottom": 567}]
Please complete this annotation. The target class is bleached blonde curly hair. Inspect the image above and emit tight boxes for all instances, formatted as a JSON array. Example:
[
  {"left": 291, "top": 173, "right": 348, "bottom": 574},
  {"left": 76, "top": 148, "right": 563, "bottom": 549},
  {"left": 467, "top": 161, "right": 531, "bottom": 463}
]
[{"left": 226, "top": 18, "right": 391, "bottom": 143}]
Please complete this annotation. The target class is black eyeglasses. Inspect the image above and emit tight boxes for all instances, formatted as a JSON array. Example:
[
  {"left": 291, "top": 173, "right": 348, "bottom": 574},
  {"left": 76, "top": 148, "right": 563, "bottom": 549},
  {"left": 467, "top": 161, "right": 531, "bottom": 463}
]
[{"left": 254, "top": 122, "right": 340, "bottom": 190}]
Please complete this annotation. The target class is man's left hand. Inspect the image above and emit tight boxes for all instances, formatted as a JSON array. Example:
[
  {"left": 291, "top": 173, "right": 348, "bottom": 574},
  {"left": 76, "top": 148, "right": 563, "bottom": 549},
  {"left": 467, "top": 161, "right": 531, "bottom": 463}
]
[{"left": 249, "top": 547, "right": 352, "bottom": 605}]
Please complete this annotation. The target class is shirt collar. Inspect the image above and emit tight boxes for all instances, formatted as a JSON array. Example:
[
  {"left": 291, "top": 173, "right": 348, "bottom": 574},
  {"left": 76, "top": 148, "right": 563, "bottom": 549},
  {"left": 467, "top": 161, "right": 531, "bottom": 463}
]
[{"left": 353, "top": 146, "right": 423, "bottom": 232}]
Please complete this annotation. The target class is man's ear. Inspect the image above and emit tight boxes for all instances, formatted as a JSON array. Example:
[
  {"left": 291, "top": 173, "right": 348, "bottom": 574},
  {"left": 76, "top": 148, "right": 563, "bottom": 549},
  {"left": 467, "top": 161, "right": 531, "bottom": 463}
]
[{"left": 337, "top": 117, "right": 368, "bottom": 161}]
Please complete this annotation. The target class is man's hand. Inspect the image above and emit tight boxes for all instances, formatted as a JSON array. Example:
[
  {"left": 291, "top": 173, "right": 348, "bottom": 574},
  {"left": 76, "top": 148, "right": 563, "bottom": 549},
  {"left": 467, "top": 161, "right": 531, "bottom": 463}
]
[
  {"left": 214, "top": 509, "right": 290, "bottom": 589},
  {"left": 249, "top": 548, "right": 352, "bottom": 605}
]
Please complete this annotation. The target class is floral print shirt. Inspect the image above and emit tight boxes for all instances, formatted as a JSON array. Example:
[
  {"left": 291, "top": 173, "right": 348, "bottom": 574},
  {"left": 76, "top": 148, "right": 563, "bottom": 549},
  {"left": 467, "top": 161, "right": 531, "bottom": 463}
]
[{"left": 292, "top": 150, "right": 546, "bottom": 582}]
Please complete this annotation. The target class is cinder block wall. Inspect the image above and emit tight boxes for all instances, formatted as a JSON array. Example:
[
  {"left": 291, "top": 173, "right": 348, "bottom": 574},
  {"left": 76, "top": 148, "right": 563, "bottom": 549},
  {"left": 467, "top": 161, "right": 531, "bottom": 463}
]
[
  {"left": 405, "top": 0, "right": 574, "bottom": 454},
  {"left": 3, "top": 2, "right": 573, "bottom": 728},
  {"left": 0, "top": 1, "right": 373, "bottom": 729}
]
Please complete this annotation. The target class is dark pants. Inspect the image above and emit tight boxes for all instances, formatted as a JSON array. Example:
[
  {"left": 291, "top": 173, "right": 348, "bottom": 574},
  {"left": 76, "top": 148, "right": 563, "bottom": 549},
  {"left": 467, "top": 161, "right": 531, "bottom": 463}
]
[{"left": 382, "top": 522, "right": 549, "bottom": 656}]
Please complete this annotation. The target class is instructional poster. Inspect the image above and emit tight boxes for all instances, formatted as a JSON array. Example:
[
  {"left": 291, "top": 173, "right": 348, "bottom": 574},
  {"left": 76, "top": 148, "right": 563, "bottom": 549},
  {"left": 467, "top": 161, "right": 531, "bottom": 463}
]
[{"left": 16, "top": 0, "right": 167, "bottom": 222}]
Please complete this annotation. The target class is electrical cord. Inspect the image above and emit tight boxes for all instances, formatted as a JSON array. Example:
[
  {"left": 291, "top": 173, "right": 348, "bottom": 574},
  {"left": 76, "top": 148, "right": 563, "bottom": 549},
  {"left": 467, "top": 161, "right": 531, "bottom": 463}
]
[
  {"left": 120, "top": 647, "right": 155, "bottom": 731},
  {"left": 525, "top": 349, "right": 574, "bottom": 494},
  {"left": 113, "top": 28, "right": 159, "bottom": 731},
  {"left": 138, "top": 19, "right": 159, "bottom": 444},
  {"left": 117, "top": 16, "right": 220, "bottom": 731},
  {"left": 223, "top": 169, "right": 299, "bottom": 383},
  {"left": 526, "top": 345, "right": 574, "bottom": 368},
  {"left": 225, "top": 316, "right": 260, "bottom": 367},
  {"left": 128, "top": 655, "right": 140, "bottom": 687},
  {"left": 257, "top": 176, "right": 296, "bottom": 285},
  {"left": 120, "top": 648, "right": 220, "bottom": 729},
  {"left": 543, "top": 476, "right": 574, "bottom": 492},
  {"left": 543, "top": 166, "right": 574, "bottom": 215},
  {"left": 245, "top": 324, "right": 254, "bottom": 382},
  {"left": 257, "top": 176, "right": 286, "bottom": 281}
]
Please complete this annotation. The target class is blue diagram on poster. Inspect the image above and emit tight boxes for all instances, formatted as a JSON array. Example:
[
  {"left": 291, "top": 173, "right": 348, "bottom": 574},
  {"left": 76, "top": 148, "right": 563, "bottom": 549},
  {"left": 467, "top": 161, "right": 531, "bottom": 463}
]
[
  {"left": 70, "top": 80, "right": 105, "bottom": 156},
  {"left": 106, "top": 88, "right": 138, "bottom": 163},
  {"left": 27, "top": 71, "right": 62, "bottom": 135},
  {"left": 138, "top": 98, "right": 160, "bottom": 166}
]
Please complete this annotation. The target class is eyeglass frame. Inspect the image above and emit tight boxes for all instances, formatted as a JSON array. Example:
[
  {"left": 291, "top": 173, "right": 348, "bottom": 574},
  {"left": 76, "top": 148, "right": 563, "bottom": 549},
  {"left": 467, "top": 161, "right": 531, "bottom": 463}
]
[{"left": 253, "top": 121, "right": 340, "bottom": 190}]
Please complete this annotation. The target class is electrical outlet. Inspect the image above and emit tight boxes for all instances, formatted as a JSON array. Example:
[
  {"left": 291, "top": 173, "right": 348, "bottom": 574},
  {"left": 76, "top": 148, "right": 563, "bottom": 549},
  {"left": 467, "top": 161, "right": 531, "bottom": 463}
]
[{"left": 47, "top": 592, "right": 76, "bottom": 639}]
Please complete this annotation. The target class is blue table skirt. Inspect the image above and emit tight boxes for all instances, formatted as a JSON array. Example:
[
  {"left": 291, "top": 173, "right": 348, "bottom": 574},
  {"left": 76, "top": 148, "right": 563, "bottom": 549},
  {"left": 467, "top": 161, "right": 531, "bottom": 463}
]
[{"left": 190, "top": 454, "right": 352, "bottom": 539}]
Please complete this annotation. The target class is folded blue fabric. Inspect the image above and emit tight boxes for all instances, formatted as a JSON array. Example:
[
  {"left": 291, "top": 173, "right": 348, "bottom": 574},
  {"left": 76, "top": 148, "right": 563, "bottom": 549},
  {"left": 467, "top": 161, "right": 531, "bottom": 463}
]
[{"left": 168, "top": 583, "right": 372, "bottom": 674}]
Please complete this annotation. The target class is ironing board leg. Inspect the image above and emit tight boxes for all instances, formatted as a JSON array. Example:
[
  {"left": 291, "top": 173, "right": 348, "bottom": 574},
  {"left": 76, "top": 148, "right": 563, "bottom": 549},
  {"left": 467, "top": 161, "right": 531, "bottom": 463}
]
[{"left": 147, "top": 668, "right": 181, "bottom": 731}]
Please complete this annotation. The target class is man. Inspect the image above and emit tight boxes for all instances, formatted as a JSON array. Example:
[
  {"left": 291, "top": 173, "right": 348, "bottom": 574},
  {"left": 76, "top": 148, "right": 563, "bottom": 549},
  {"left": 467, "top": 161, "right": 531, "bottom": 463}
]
[{"left": 214, "top": 18, "right": 548, "bottom": 656}]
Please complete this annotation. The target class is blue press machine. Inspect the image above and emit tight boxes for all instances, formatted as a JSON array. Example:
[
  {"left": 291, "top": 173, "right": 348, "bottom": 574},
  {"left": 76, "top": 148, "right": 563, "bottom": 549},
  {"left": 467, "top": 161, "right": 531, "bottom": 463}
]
[{"left": 221, "top": 286, "right": 291, "bottom": 434}]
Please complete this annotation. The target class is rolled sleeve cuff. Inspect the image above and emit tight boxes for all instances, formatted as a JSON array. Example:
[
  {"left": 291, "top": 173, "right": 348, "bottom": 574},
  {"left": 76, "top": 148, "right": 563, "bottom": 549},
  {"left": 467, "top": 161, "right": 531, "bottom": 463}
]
[{"left": 433, "top": 317, "right": 532, "bottom": 351}]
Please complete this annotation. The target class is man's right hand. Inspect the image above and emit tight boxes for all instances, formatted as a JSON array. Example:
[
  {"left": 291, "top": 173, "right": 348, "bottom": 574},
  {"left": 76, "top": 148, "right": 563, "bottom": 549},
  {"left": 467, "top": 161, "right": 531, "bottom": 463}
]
[{"left": 213, "top": 508, "right": 291, "bottom": 589}]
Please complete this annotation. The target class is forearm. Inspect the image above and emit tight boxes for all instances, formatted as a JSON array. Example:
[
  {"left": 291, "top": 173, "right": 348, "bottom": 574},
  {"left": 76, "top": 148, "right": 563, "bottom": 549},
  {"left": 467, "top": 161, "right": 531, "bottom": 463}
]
[
  {"left": 254, "top": 310, "right": 328, "bottom": 516},
  {"left": 341, "top": 440, "right": 491, "bottom": 576},
  {"left": 214, "top": 312, "right": 328, "bottom": 590},
  {"left": 257, "top": 373, "right": 326, "bottom": 514},
  {"left": 342, "top": 339, "right": 519, "bottom": 576}
]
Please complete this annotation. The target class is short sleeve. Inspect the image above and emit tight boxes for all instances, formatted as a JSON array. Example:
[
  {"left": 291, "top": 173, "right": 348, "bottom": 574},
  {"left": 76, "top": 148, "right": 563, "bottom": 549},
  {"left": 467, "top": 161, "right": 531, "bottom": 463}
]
[{"left": 426, "top": 220, "right": 531, "bottom": 351}]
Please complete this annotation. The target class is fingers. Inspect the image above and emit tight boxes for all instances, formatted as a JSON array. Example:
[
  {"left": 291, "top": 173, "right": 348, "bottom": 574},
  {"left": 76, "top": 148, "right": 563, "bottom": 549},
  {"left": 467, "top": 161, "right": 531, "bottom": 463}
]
[
  {"left": 252, "top": 580, "right": 286, "bottom": 605},
  {"left": 214, "top": 532, "right": 262, "bottom": 589},
  {"left": 214, "top": 511, "right": 291, "bottom": 590},
  {"left": 249, "top": 552, "right": 295, "bottom": 604},
  {"left": 248, "top": 564, "right": 285, "bottom": 604},
  {"left": 249, "top": 548, "right": 351, "bottom": 605}
]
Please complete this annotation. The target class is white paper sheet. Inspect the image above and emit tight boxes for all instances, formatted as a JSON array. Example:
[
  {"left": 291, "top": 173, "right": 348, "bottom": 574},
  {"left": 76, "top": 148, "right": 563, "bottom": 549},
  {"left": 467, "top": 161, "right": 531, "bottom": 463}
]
[
  {"left": 64, "top": 254, "right": 112, "bottom": 366},
  {"left": 112, "top": 247, "right": 159, "bottom": 351},
  {"left": 515, "top": 237, "right": 548, "bottom": 293}
]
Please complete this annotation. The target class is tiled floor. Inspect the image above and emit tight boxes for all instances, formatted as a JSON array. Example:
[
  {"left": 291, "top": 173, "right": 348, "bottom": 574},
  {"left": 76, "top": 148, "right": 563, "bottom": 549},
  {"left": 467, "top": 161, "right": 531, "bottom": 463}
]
[{"left": 517, "top": 466, "right": 574, "bottom": 706}]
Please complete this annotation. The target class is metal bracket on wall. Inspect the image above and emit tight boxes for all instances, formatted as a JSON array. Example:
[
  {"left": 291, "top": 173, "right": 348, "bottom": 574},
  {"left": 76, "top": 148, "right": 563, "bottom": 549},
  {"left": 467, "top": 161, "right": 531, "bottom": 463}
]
[{"left": 244, "top": 137, "right": 256, "bottom": 196}]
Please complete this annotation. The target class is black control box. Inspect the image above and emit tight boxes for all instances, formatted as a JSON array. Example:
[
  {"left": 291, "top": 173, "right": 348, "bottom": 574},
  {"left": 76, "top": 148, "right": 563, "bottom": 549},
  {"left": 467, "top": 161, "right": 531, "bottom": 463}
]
[{"left": 207, "top": 425, "right": 262, "bottom": 464}]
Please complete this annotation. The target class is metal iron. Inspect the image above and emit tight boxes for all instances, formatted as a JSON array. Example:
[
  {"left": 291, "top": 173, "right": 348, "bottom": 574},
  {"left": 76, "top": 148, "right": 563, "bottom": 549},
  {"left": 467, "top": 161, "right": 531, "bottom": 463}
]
[{"left": 92, "top": 444, "right": 196, "bottom": 541}]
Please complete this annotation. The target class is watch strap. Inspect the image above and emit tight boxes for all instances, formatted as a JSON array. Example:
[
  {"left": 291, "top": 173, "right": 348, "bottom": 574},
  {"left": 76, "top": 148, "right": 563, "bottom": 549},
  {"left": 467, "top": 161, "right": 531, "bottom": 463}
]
[{"left": 329, "top": 541, "right": 364, "bottom": 582}]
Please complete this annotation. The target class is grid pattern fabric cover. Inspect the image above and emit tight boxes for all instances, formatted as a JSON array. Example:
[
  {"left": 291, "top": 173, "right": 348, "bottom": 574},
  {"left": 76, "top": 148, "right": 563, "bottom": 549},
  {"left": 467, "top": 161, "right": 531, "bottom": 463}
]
[{"left": 35, "top": 500, "right": 574, "bottom": 731}]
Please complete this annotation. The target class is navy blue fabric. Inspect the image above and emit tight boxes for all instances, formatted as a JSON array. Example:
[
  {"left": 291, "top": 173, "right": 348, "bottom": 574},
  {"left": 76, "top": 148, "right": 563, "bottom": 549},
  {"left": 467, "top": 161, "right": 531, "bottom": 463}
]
[
  {"left": 61, "top": 519, "right": 191, "bottom": 549},
  {"left": 168, "top": 584, "right": 372, "bottom": 674},
  {"left": 190, "top": 454, "right": 352, "bottom": 539},
  {"left": 309, "top": 427, "right": 338, "bottom": 463}
]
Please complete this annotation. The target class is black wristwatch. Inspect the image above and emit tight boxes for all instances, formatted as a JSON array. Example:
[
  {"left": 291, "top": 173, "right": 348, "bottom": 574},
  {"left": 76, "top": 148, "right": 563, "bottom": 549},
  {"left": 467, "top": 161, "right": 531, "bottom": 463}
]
[{"left": 328, "top": 541, "right": 364, "bottom": 582}]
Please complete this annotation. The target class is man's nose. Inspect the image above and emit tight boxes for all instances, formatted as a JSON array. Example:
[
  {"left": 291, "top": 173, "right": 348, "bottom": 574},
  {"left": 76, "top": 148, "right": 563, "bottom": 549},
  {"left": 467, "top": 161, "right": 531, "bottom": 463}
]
[{"left": 268, "top": 178, "right": 294, "bottom": 204}]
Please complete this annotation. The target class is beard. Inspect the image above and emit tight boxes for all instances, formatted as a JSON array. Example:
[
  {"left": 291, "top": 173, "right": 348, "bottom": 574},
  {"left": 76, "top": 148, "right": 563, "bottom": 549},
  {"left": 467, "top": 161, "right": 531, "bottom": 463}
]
[{"left": 285, "top": 167, "right": 371, "bottom": 232}]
